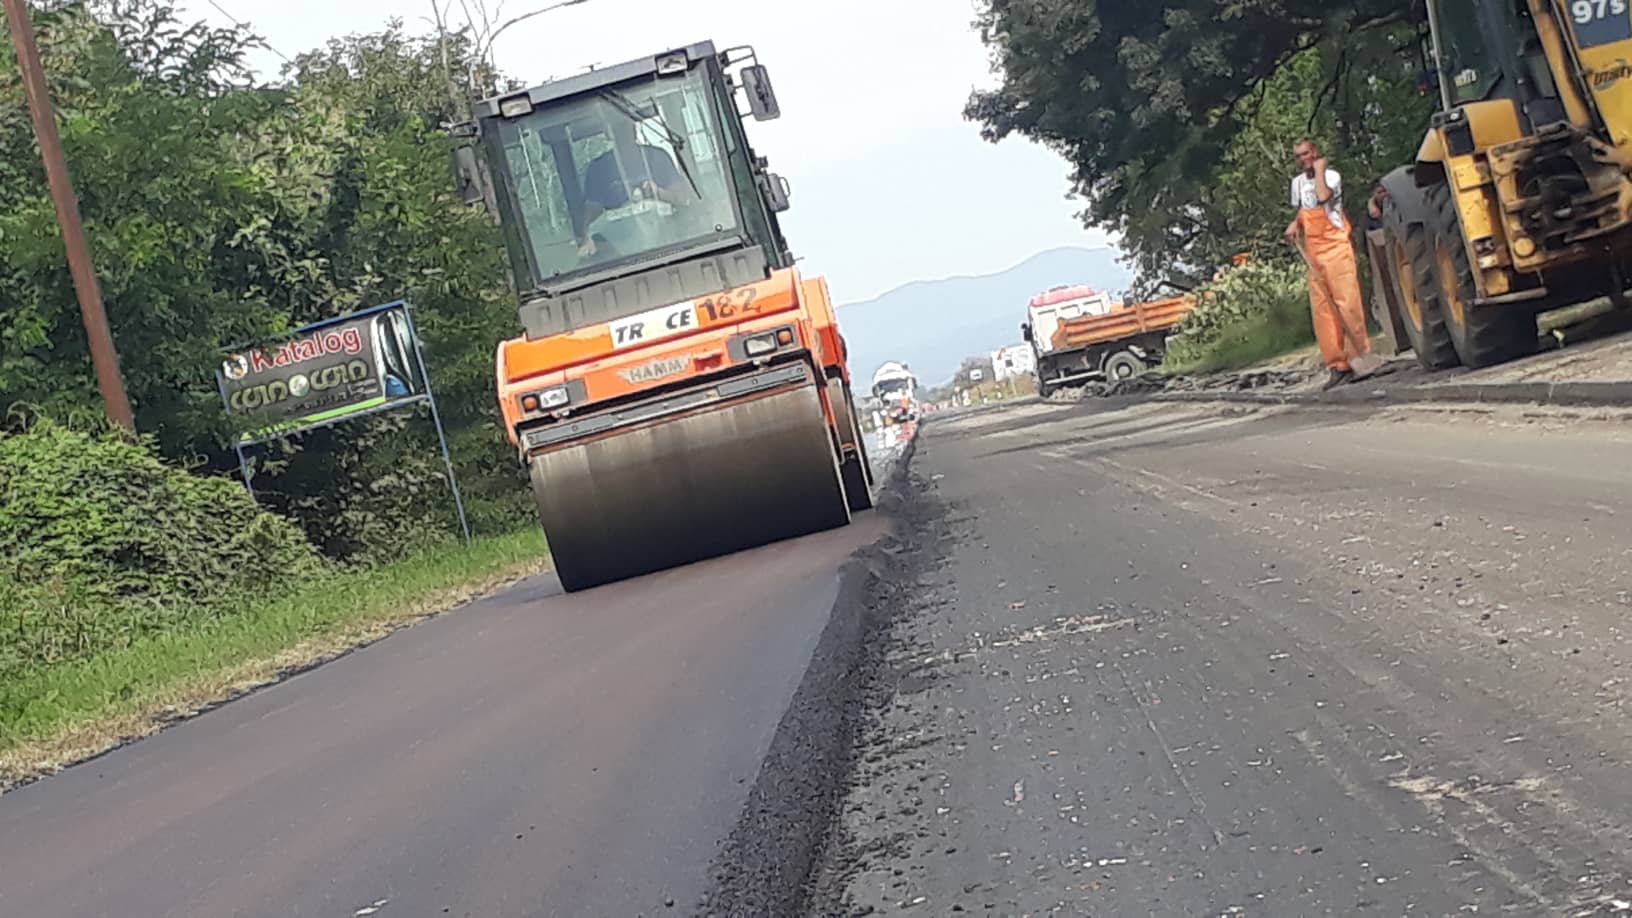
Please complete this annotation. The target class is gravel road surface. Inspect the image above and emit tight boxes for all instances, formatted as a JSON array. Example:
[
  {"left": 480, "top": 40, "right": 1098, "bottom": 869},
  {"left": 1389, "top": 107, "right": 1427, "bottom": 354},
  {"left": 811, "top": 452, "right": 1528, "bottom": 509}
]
[{"left": 809, "top": 399, "right": 1632, "bottom": 916}]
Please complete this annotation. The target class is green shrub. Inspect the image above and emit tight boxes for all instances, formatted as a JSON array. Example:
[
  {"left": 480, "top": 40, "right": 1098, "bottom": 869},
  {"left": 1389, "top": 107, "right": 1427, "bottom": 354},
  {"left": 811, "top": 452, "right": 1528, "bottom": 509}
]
[
  {"left": 1164, "top": 257, "right": 1316, "bottom": 372},
  {"left": 0, "top": 420, "right": 325, "bottom": 670},
  {"left": 239, "top": 411, "right": 532, "bottom": 566}
]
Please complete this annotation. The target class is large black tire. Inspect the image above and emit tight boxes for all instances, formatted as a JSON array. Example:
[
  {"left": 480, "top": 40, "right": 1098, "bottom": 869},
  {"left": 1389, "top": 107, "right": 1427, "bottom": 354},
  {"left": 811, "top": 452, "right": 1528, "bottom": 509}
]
[
  {"left": 1421, "top": 183, "right": 1538, "bottom": 368},
  {"left": 1102, "top": 349, "right": 1143, "bottom": 381},
  {"left": 841, "top": 453, "right": 873, "bottom": 512},
  {"left": 846, "top": 388, "right": 875, "bottom": 489},
  {"left": 1381, "top": 189, "right": 1460, "bottom": 370},
  {"left": 829, "top": 380, "right": 874, "bottom": 512},
  {"left": 1037, "top": 377, "right": 1056, "bottom": 398}
]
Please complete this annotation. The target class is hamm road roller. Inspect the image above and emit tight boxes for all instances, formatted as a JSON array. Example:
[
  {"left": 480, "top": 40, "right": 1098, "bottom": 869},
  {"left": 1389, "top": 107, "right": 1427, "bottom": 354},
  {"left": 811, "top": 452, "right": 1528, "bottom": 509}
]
[
  {"left": 451, "top": 42, "right": 873, "bottom": 592},
  {"left": 1369, "top": 0, "right": 1632, "bottom": 370}
]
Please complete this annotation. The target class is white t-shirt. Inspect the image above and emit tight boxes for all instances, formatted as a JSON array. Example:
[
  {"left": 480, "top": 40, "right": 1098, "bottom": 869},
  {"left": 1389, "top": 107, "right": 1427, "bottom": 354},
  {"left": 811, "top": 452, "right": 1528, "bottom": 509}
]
[{"left": 1290, "top": 168, "right": 1346, "bottom": 230}]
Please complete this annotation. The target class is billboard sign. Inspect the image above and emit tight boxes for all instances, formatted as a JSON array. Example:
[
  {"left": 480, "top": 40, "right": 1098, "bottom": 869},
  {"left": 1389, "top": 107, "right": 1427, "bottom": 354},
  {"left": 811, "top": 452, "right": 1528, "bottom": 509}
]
[
  {"left": 990, "top": 343, "right": 1037, "bottom": 381},
  {"left": 218, "top": 304, "right": 426, "bottom": 443}
]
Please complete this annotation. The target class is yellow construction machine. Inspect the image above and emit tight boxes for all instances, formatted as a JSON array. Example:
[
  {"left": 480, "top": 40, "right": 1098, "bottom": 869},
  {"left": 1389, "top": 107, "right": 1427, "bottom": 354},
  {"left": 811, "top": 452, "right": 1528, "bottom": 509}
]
[{"left": 1368, "top": 0, "right": 1632, "bottom": 369}]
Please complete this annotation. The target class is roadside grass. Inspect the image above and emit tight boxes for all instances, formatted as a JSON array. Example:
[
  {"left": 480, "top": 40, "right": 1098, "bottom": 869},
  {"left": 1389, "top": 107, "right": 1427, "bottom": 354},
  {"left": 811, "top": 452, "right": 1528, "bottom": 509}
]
[
  {"left": 1159, "top": 256, "right": 1326, "bottom": 375},
  {"left": 0, "top": 528, "right": 549, "bottom": 789},
  {"left": 1164, "top": 298, "right": 1318, "bottom": 374}
]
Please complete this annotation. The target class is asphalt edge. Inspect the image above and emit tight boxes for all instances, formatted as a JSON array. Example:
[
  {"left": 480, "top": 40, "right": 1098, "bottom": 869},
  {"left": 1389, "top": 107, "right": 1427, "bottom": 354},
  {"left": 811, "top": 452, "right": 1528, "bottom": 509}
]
[
  {"left": 0, "top": 561, "right": 549, "bottom": 796},
  {"left": 695, "top": 431, "right": 925, "bottom": 917}
]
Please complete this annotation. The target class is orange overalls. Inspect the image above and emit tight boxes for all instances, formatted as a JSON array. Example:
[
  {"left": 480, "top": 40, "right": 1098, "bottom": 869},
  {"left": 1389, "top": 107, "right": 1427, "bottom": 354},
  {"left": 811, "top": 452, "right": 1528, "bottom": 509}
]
[{"left": 1297, "top": 200, "right": 1372, "bottom": 371}]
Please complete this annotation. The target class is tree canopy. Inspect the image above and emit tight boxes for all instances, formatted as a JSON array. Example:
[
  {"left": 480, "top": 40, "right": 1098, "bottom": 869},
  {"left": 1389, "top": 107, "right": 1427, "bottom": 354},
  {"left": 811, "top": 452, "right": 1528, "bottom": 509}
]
[
  {"left": 0, "top": 0, "right": 522, "bottom": 559},
  {"left": 966, "top": 0, "right": 1433, "bottom": 287}
]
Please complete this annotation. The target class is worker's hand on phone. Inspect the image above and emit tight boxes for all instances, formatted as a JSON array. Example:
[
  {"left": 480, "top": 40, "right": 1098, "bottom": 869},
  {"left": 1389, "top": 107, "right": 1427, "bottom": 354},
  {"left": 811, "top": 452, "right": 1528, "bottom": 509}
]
[
  {"left": 1311, "top": 156, "right": 1328, "bottom": 176},
  {"left": 1368, "top": 185, "right": 1388, "bottom": 220}
]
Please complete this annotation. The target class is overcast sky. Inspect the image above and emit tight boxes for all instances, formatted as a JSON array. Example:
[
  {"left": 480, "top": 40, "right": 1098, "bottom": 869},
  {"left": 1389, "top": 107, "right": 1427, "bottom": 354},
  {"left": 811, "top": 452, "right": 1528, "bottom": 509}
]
[{"left": 183, "top": 0, "right": 1113, "bottom": 302}]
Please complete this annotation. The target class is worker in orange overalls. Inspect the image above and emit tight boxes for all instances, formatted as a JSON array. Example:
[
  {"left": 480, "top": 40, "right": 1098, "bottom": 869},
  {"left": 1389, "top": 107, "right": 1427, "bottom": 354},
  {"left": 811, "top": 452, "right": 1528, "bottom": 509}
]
[{"left": 1283, "top": 138, "right": 1373, "bottom": 390}]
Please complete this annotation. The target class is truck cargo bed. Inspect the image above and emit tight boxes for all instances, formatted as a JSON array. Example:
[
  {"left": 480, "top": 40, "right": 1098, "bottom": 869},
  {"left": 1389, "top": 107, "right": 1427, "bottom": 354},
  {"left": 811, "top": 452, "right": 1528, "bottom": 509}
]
[{"left": 1050, "top": 295, "right": 1194, "bottom": 350}]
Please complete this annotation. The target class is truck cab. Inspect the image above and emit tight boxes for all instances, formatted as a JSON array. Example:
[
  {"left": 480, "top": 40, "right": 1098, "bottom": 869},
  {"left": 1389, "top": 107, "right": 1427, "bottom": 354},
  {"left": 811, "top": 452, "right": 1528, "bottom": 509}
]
[
  {"left": 870, "top": 361, "right": 918, "bottom": 426},
  {"left": 1022, "top": 286, "right": 1114, "bottom": 357},
  {"left": 1021, "top": 285, "right": 1115, "bottom": 395}
]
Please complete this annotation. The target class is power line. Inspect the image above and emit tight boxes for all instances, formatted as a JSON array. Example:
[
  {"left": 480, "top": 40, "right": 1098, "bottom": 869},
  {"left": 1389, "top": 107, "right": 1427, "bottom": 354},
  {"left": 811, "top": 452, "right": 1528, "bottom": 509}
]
[{"left": 203, "top": 0, "right": 292, "bottom": 64}]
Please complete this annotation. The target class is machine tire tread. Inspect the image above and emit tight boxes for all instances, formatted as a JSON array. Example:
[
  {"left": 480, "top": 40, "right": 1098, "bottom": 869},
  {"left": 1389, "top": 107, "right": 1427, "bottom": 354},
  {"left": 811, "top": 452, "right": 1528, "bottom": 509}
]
[
  {"left": 1102, "top": 349, "right": 1143, "bottom": 382},
  {"left": 1382, "top": 187, "right": 1461, "bottom": 370},
  {"left": 841, "top": 455, "right": 873, "bottom": 512},
  {"left": 1423, "top": 183, "right": 1537, "bottom": 368},
  {"left": 845, "top": 386, "right": 876, "bottom": 488}
]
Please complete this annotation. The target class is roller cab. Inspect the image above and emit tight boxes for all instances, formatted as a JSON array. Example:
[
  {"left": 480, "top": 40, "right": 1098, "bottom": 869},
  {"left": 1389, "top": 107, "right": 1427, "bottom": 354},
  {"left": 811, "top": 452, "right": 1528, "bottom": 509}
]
[{"left": 455, "top": 42, "right": 870, "bottom": 591}]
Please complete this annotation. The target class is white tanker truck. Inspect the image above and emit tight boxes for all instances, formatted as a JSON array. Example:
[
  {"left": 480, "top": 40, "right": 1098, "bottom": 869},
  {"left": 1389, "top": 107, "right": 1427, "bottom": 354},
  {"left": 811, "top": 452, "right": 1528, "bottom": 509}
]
[{"left": 871, "top": 361, "right": 918, "bottom": 427}]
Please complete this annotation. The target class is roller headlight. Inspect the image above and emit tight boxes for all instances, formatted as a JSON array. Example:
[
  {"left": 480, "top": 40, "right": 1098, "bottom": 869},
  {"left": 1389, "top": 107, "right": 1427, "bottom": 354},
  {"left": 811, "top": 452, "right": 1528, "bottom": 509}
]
[
  {"left": 743, "top": 333, "right": 778, "bottom": 356},
  {"left": 498, "top": 94, "right": 534, "bottom": 118},
  {"left": 655, "top": 51, "right": 689, "bottom": 75}
]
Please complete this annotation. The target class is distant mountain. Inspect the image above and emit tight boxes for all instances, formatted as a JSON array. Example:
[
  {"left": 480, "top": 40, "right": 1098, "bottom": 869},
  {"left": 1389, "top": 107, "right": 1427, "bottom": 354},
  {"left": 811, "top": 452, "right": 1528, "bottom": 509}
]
[{"left": 838, "top": 246, "right": 1133, "bottom": 388}]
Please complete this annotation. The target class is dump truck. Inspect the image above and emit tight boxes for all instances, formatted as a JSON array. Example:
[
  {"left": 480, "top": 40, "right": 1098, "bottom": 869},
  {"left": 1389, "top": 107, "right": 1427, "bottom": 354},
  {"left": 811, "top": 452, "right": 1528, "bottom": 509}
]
[
  {"left": 1020, "top": 285, "right": 1114, "bottom": 396},
  {"left": 451, "top": 42, "right": 873, "bottom": 592},
  {"left": 1367, "top": 0, "right": 1632, "bottom": 370},
  {"left": 871, "top": 361, "right": 918, "bottom": 426},
  {"left": 1022, "top": 286, "right": 1194, "bottom": 395}
]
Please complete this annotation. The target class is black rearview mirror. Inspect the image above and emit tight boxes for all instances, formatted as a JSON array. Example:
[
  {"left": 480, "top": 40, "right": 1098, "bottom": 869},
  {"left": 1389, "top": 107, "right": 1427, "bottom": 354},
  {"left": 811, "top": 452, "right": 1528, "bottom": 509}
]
[
  {"left": 741, "top": 64, "right": 780, "bottom": 121},
  {"left": 760, "top": 171, "right": 791, "bottom": 212},
  {"left": 1021, "top": 322, "right": 1033, "bottom": 343},
  {"left": 452, "top": 145, "right": 485, "bottom": 206}
]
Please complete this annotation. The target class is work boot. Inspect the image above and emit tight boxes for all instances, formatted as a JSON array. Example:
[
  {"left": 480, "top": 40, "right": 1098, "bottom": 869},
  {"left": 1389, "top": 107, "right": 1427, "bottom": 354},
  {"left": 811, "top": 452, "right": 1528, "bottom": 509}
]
[{"left": 1321, "top": 368, "right": 1353, "bottom": 391}]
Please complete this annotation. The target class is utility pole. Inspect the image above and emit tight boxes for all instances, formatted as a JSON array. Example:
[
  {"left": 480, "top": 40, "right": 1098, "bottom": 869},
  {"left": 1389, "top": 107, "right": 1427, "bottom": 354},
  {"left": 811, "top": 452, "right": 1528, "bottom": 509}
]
[{"left": 2, "top": 0, "right": 135, "bottom": 431}]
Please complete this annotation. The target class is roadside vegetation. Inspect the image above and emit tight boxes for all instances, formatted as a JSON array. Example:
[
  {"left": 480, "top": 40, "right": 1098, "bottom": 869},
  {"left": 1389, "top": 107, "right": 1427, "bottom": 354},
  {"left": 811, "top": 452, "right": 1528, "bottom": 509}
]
[
  {"left": 920, "top": 357, "right": 1036, "bottom": 405},
  {"left": 0, "top": 419, "right": 547, "bottom": 784},
  {"left": 0, "top": 528, "right": 546, "bottom": 785},
  {"left": 0, "top": 1, "right": 555, "bottom": 775},
  {"left": 1163, "top": 259, "right": 1315, "bottom": 372},
  {"left": 1, "top": 1, "right": 530, "bottom": 555},
  {"left": 968, "top": 0, "right": 1428, "bottom": 359},
  {"left": 965, "top": 375, "right": 1037, "bottom": 403}
]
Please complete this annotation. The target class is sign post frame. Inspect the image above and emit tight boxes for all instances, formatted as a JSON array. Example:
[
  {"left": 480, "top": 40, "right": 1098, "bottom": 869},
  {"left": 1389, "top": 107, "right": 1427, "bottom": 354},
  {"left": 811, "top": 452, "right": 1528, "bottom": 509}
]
[{"left": 217, "top": 299, "right": 471, "bottom": 545}]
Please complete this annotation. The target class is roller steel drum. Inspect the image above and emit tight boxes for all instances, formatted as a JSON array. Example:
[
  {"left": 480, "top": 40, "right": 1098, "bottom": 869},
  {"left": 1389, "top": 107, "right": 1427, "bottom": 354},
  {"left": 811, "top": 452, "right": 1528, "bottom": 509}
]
[{"left": 528, "top": 382, "right": 852, "bottom": 592}]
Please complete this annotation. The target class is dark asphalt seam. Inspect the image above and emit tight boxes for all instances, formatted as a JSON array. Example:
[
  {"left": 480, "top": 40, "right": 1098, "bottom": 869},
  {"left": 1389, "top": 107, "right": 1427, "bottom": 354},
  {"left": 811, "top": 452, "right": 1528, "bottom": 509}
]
[
  {"left": 797, "top": 466, "right": 962, "bottom": 918},
  {"left": 696, "top": 436, "right": 934, "bottom": 918},
  {"left": 1107, "top": 378, "right": 1632, "bottom": 410},
  {"left": 1105, "top": 656, "right": 1227, "bottom": 849}
]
